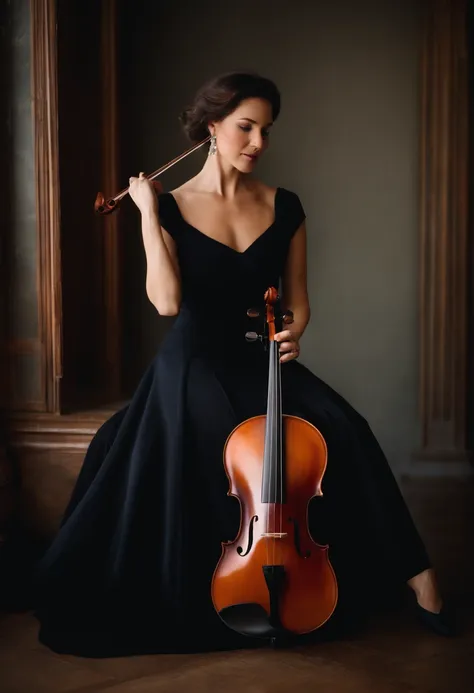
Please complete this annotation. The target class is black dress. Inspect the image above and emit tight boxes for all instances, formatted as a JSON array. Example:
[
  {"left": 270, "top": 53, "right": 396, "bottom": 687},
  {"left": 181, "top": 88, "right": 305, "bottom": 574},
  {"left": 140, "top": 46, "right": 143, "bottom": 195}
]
[{"left": 34, "top": 187, "right": 431, "bottom": 657}]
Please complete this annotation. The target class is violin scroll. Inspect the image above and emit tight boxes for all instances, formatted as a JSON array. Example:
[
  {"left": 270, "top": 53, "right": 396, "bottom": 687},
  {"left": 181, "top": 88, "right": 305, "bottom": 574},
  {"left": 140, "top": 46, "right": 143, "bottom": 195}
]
[
  {"left": 94, "top": 192, "right": 119, "bottom": 216},
  {"left": 264, "top": 287, "right": 279, "bottom": 305},
  {"left": 245, "top": 289, "right": 292, "bottom": 348}
]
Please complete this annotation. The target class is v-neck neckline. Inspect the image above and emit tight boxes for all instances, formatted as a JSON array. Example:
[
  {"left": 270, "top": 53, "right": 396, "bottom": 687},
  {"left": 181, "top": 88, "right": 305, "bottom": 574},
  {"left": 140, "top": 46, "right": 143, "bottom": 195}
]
[{"left": 167, "top": 187, "right": 281, "bottom": 255}]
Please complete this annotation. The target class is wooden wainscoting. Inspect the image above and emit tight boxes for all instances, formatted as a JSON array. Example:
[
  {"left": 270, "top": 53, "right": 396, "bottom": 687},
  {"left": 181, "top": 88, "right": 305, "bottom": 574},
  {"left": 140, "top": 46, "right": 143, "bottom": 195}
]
[{"left": 6, "top": 405, "right": 124, "bottom": 539}]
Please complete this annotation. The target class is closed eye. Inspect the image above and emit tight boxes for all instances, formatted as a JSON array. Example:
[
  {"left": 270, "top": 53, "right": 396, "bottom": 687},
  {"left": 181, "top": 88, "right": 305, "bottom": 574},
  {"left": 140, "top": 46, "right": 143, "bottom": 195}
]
[{"left": 239, "top": 125, "right": 270, "bottom": 138}]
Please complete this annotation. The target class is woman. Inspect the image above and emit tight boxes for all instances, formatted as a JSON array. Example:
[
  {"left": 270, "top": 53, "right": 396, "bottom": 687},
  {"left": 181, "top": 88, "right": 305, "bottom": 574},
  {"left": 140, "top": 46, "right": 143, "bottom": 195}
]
[{"left": 34, "top": 71, "right": 451, "bottom": 657}]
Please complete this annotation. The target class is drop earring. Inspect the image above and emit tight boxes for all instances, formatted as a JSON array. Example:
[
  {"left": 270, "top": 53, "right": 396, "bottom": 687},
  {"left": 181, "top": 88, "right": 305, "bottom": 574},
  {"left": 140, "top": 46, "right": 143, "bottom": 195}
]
[{"left": 208, "top": 134, "right": 217, "bottom": 156}]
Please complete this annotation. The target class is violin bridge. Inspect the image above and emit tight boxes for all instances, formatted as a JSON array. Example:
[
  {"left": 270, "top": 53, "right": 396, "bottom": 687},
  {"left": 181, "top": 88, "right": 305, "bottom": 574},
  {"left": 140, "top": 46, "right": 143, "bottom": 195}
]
[{"left": 261, "top": 532, "right": 288, "bottom": 538}]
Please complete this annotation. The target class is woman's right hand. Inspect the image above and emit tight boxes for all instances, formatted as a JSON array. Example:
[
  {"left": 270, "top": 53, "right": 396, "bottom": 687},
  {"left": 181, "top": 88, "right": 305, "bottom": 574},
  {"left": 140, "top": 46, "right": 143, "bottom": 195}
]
[{"left": 128, "top": 172, "right": 162, "bottom": 215}]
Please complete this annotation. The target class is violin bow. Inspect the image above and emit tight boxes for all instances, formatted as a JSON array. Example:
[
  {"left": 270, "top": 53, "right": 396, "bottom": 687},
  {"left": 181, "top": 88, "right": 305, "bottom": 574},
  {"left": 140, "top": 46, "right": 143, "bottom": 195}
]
[{"left": 94, "top": 135, "right": 211, "bottom": 215}]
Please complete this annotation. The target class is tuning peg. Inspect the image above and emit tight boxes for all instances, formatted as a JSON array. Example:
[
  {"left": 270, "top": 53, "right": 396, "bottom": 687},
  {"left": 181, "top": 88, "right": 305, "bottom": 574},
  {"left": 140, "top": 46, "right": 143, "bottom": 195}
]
[
  {"left": 282, "top": 310, "right": 294, "bottom": 324},
  {"left": 247, "top": 308, "right": 260, "bottom": 318},
  {"left": 245, "top": 331, "right": 262, "bottom": 342}
]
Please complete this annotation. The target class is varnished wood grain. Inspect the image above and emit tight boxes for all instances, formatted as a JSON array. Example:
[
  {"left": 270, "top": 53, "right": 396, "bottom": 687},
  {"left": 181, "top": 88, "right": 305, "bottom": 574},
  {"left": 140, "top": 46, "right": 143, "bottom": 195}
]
[
  {"left": 30, "top": 0, "right": 62, "bottom": 413},
  {"left": 212, "top": 415, "right": 338, "bottom": 635}
]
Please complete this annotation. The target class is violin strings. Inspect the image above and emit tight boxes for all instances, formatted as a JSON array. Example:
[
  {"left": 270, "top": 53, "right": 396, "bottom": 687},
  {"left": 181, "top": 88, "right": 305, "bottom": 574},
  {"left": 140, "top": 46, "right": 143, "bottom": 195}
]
[
  {"left": 278, "top": 334, "right": 283, "bottom": 567},
  {"left": 271, "top": 338, "right": 276, "bottom": 568},
  {"left": 274, "top": 338, "right": 278, "bottom": 567},
  {"left": 272, "top": 337, "right": 278, "bottom": 568},
  {"left": 264, "top": 314, "right": 283, "bottom": 569},
  {"left": 265, "top": 337, "right": 273, "bottom": 568}
]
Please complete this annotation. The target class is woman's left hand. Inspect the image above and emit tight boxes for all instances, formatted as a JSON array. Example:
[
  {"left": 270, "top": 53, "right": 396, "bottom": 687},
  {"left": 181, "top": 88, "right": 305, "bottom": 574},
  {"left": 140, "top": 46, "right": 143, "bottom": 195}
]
[{"left": 275, "top": 329, "right": 300, "bottom": 363}]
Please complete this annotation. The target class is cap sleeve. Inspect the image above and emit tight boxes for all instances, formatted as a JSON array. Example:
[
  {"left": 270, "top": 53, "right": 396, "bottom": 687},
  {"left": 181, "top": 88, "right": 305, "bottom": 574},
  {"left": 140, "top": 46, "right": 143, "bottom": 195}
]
[
  {"left": 292, "top": 192, "right": 306, "bottom": 230},
  {"left": 157, "top": 192, "right": 178, "bottom": 239},
  {"left": 279, "top": 188, "right": 306, "bottom": 239}
]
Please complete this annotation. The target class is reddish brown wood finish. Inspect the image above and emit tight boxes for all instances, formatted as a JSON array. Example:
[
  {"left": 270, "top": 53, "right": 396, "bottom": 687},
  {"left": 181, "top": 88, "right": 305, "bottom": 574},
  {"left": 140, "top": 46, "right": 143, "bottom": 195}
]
[
  {"left": 30, "top": 0, "right": 62, "bottom": 413},
  {"left": 211, "top": 415, "right": 338, "bottom": 635},
  {"left": 416, "top": 0, "right": 470, "bottom": 462}
]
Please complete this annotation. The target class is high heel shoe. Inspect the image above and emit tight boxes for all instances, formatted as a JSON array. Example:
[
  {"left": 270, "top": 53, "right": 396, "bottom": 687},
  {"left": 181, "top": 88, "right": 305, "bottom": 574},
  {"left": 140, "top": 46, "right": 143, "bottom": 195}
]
[{"left": 416, "top": 603, "right": 455, "bottom": 637}]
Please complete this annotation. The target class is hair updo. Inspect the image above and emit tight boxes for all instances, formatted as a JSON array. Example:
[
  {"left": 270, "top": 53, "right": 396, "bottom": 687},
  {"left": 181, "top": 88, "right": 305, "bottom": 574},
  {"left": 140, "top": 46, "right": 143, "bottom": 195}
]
[{"left": 179, "top": 71, "right": 281, "bottom": 143}]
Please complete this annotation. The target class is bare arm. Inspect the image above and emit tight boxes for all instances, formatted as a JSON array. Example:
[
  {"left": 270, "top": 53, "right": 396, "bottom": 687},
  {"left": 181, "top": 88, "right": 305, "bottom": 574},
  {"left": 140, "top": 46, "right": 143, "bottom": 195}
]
[
  {"left": 141, "top": 209, "right": 181, "bottom": 316},
  {"left": 276, "top": 221, "right": 311, "bottom": 362},
  {"left": 129, "top": 173, "right": 181, "bottom": 316}
]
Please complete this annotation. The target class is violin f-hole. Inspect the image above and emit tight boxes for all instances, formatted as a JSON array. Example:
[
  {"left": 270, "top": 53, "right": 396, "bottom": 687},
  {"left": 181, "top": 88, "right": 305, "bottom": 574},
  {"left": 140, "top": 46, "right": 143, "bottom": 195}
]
[
  {"left": 288, "top": 517, "right": 311, "bottom": 559},
  {"left": 236, "top": 515, "right": 258, "bottom": 556}
]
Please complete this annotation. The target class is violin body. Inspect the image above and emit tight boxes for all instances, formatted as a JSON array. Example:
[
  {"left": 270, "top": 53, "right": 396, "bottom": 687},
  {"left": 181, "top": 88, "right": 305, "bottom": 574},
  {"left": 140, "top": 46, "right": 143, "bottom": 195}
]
[
  {"left": 211, "top": 414, "right": 338, "bottom": 637},
  {"left": 211, "top": 287, "right": 338, "bottom": 642}
]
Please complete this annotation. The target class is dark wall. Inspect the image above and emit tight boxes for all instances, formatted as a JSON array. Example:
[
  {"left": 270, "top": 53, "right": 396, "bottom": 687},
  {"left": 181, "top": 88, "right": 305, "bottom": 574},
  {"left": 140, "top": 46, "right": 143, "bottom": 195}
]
[{"left": 117, "top": 0, "right": 424, "bottom": 475}]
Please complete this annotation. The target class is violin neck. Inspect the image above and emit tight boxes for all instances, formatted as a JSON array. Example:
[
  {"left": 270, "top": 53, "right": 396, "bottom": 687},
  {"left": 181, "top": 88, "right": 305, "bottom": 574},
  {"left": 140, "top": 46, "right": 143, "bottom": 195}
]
[{"left": 261, "top": 339, "right": 285, "bottom": 503}]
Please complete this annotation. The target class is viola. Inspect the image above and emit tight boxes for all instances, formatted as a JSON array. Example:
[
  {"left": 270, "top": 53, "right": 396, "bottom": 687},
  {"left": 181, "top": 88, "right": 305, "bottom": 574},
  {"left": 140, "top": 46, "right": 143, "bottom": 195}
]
[{"left": 211, "top": 287, "right": 338, "bottom": 645}]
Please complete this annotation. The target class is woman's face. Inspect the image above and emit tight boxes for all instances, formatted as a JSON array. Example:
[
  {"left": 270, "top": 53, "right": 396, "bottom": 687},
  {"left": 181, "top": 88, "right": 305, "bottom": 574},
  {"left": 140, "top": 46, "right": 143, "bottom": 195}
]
[{"left": 210, "top": 97, "right": 274, "bottom": 172}]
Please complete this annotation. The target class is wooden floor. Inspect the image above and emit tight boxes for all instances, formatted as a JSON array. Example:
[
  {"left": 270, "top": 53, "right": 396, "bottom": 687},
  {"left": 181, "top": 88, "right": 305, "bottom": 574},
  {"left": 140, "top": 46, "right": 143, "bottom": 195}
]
[{"left": 1, "top": 602, "right": 472, "bottom": 693}]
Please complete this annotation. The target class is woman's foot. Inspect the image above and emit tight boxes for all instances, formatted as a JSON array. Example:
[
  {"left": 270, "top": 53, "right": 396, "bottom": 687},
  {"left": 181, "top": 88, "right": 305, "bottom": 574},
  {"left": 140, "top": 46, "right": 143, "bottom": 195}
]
[
  {"left": 407, "top": 568, "right": 455, "bottom": 636},
  {"left": 407, "top": 568, "right": 443, "bottom": 613},
  {"left": 415, "top": 603, "right": 454, "bottom": 636}
]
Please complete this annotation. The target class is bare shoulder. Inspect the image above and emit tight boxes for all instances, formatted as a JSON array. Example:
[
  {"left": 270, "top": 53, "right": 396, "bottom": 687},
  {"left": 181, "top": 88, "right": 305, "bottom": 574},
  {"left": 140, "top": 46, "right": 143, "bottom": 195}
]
[
  {"left": 169, "top": 177, "right": 202, "bottom": 204},
  {"left": 168, "top": 179, "right": 279, "bottom": 217},
  {"left": 249, "top": 180, "right": 278, "bottom": 206}
]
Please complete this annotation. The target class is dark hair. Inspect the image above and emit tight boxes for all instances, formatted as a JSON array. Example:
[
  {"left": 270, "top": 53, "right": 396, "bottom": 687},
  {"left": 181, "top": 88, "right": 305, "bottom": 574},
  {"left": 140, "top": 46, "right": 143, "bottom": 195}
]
[{"left": 179, "top": 71, "right": 281, "bottom": 143}]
